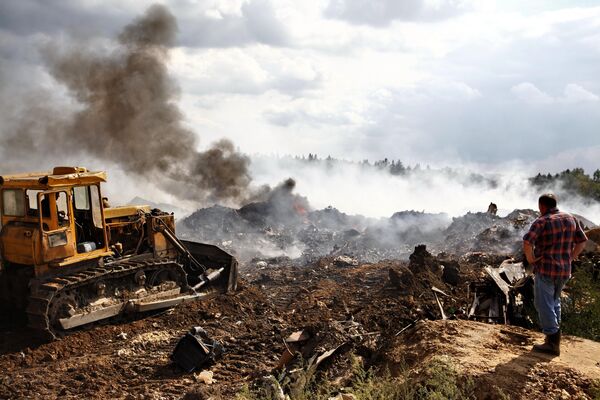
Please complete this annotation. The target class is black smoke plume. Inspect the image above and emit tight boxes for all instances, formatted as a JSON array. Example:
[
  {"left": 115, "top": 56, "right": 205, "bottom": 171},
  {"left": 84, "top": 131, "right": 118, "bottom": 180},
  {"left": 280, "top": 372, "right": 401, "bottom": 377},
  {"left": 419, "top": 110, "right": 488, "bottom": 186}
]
[{"left": 2, "top": 4, "right": 251, "bottom": 203}]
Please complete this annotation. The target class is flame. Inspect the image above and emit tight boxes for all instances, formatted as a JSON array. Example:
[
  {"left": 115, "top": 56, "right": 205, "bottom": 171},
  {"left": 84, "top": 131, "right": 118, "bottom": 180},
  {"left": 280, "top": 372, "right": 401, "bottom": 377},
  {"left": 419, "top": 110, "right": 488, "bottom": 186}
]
[{"left": 293, "top": 202, "right": 307, "bottom": 216}]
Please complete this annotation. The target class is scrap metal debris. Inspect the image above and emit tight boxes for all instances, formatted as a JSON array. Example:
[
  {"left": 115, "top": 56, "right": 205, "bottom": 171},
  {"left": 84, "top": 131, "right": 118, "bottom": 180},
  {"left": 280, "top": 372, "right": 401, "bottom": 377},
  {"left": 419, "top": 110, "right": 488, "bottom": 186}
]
[
  {"left": 432, "top": 287, "right": 448, "bottom": 320},
  {"left": 468, "top": 260, "right": 534, "bottom": 326}
]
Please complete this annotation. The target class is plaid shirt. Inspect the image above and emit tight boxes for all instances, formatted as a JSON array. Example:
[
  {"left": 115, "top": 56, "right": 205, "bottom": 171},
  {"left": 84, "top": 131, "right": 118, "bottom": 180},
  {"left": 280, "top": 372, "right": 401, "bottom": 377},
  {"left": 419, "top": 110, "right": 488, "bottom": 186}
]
[{"left": 523, "top": 207, "right": 588, "bottom": 278}]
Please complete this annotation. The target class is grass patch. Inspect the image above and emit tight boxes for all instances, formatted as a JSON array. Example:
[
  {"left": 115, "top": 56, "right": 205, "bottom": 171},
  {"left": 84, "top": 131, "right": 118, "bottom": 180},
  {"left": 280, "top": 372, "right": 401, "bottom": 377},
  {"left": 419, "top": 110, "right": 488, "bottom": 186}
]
[
  {"left": 413, "top": 357, "right": 475, "bottom": 400},
  {"left": 235, "top": 355, "right": 490, "bottom": 400},
  {"left": 591, "top": 380, "right": 600, "bottom": 400}
]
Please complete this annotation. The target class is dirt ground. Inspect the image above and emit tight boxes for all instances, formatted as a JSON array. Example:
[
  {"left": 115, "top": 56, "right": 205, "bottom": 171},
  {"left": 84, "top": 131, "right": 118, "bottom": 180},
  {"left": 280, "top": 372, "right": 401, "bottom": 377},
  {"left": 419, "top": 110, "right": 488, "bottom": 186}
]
[
  {"left": 389, "top": 319, "right": 600, "bottom": 399},
  {"left": 1, "top": 257, "right": 599, "bottom": 399}
]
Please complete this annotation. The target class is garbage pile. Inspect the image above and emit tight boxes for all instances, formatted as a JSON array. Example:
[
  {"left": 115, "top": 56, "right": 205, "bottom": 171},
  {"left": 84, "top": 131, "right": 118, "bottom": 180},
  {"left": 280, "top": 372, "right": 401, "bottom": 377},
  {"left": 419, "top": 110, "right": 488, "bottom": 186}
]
[
  {"left": 443, "top": 209, "right": 539, "bottom": 255},
  {"left": 178, "top": 201, "right": 452, "bottom": 264},
  {"left": 179, "top": 190, "right": 598, "bottom": 267}
]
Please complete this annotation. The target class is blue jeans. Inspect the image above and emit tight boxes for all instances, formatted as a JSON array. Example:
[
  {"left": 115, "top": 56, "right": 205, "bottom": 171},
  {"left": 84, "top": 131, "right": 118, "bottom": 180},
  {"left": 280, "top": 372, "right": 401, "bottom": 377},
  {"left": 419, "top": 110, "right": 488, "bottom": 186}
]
[{"left": 534, "top": 274, "right": 569, "bottom": 335}]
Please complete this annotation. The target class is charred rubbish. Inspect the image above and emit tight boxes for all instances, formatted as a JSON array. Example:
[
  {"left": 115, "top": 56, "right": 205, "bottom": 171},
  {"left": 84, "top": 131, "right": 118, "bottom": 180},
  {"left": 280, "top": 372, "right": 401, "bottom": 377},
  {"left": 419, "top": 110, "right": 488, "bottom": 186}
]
[{"left": 468, "top": 260, "right": 534, "bottom": 327}]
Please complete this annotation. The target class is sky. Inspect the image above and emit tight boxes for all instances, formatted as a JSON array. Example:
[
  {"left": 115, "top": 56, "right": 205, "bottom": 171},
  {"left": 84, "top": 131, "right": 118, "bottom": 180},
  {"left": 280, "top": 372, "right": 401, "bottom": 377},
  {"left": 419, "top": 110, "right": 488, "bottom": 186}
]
[{"left": 1, "top": 0, "right": 599, "bottom": 215}]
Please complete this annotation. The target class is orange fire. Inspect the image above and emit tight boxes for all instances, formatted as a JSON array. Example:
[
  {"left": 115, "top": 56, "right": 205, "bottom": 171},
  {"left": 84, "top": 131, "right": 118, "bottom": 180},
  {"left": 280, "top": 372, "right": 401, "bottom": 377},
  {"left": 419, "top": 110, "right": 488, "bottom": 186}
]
[{"left": 293, "top": 202, "right": 307, "bottom": 216}]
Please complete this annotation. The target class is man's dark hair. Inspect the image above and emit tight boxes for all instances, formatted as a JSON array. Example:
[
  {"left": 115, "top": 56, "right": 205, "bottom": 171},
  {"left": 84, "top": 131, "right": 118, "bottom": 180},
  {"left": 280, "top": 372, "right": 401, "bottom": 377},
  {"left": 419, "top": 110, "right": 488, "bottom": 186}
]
[{"left": 539, "top": 193, "right": 557, "bottom": 209}]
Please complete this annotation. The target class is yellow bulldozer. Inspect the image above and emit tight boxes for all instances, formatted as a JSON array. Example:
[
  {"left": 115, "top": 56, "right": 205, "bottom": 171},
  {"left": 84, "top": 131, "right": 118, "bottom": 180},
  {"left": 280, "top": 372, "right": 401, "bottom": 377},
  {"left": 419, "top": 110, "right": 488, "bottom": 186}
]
[{"left": 0, "top": 167, "right": 238, "bottom": 339}]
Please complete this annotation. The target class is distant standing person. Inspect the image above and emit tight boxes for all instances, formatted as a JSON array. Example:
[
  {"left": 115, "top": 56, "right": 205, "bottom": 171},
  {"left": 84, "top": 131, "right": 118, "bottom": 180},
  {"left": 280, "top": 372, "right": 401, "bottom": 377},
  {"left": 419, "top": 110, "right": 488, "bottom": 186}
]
[{"left": 523, "top": 194, "right": 587, "bottom": 356}]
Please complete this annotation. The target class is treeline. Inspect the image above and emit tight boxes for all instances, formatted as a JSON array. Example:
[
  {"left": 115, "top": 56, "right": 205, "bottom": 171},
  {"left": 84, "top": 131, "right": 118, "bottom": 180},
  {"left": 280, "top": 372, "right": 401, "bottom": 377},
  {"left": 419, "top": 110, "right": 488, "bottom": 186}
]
[
  {"left": 303, "top": 153, "right": 413, "bottom": 175},
  {"left": 531, "top": 168, "right": 600, "bottom": 202},
  {"left": 292, "top": 154, "right": 600, "bottom": 202},
  {"left": 288, "top": 153, "right": 496, "bottom": 187}
]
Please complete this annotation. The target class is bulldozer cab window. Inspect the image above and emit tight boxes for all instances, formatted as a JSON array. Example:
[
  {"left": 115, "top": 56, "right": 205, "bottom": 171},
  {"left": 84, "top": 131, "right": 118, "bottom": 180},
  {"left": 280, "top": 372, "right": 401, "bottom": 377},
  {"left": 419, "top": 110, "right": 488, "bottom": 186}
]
[
  {"left": 26, "top": 189, "right": 43, "bottom": 216},
  {"left": 74, "top": 186, "right": 90, "bottom": 210},
  {"left": 72, "top": 185, "right": 105, "bottom": 251},
  {"left": 2, "top": 189, "right": 26, "bottom": 217},
  {"left": 40, "top": 191, "right": 70, "bottom": 231},
  {"left": 90, "top": 185, "right": 103, "bottom": 230}
]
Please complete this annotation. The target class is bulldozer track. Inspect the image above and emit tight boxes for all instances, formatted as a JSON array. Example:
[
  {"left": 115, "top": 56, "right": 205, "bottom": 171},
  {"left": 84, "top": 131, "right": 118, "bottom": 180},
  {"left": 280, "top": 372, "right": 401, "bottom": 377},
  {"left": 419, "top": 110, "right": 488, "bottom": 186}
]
[{"left": 26, "top": 258, "right": 188, "bottom": 340}]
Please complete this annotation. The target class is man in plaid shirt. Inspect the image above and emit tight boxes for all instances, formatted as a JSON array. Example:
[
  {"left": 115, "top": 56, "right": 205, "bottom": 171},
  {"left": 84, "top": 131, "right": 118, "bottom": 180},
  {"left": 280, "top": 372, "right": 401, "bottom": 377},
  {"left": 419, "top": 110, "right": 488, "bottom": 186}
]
[{"left": 523, "top": 193, "right": 587, "bottom": 356}]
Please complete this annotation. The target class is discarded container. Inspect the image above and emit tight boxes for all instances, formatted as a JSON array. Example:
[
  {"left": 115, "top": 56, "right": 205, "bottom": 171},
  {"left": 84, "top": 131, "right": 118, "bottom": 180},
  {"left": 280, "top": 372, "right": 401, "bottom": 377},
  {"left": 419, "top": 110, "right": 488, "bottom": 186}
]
[{"left": 171, "top": 327, "right": 224, "bottom": 372}]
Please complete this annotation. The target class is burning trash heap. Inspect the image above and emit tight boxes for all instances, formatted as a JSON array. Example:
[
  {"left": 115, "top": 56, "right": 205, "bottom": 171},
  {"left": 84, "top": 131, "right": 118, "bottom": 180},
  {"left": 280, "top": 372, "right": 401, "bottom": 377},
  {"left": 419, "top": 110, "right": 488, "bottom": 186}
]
[{"left": 177, "top": 182, "right": 569, "bottom": 266}]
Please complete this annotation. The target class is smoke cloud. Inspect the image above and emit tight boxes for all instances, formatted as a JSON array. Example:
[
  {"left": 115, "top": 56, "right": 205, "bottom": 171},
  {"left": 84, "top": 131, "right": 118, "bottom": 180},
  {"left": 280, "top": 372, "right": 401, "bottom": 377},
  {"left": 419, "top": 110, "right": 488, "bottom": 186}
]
[
  {"left": 249, "top": 156, "right": 600, "bottom": 225},
  {"left": 1, "top": 4, "right": 251, "bottom": 203}
]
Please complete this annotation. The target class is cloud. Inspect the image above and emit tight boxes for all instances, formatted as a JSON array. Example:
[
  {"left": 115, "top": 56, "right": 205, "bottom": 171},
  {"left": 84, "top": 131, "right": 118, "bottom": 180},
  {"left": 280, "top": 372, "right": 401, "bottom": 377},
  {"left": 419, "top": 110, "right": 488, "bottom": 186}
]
[
  {"left": 0, "top": 0, "right": 290, "bottom": 48},
  {"left": 563, "top": 83, "right": 600, "bottom": 103},
  {"left": 0, "top": 0, "right": 133, "bottom": 38},
  {"left": 172, "top": 47, "right": 322, "bottom": 96},
  {"left": 1, "top": 0, "right": 600, "bottom": 180},
  {"left": 324, "top": 0, "right": 471, "bottom": 27},
  {"left": 356, "top": 78, "right": 600, "bottom": 167},
  {"left": 177, "top": 0, "right": 291, "bottom": 47},
  {"left": 534, "top": 145, "right": 600, "bottom": 175},
  {"left": 264, "top": 107, "right": 355, "bottom": 127},
  {"left": 511, "top": 82, "right": 554, "bottom": 104},
  {"left": 511, "top": 82, "right": 599, "bottom": 104}
]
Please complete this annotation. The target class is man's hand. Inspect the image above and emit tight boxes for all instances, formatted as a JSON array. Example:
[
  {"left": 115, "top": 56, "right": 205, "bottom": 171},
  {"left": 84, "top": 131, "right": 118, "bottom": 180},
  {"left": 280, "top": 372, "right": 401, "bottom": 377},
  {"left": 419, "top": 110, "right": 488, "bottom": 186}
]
[
  {"left": 572, "top": 241, "right": 587, "bottom": 260},
  {"left": 523, "top": 241, "right": 542, "bottom": 265}
]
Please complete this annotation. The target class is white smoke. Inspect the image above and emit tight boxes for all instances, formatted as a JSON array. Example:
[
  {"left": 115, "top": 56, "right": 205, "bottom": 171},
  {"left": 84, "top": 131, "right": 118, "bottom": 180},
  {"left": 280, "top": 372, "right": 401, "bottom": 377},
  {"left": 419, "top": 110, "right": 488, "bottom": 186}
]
[{"left": 248, "top": 155, "right": 600, "bottom": 225}]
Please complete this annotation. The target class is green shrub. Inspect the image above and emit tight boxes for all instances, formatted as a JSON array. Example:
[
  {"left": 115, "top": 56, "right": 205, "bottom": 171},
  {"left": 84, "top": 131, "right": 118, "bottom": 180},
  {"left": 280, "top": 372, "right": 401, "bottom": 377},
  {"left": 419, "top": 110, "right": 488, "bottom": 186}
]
[
  {"left": 348, "top": 355, "right": 415, "bottom": 400},
  {"left": 562, "top": 261, "right": 600, "bottom": 341},
  {"left": 414, "top": 357, "right": 475, "bottom": 400}
]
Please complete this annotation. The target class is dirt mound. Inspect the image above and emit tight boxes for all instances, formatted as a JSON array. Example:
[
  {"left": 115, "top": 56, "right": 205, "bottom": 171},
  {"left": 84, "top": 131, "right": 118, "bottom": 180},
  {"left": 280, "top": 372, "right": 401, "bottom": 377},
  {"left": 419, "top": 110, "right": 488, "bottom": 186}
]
[{"left": 387, "top": 319, "right": 600, "bottom": 399}]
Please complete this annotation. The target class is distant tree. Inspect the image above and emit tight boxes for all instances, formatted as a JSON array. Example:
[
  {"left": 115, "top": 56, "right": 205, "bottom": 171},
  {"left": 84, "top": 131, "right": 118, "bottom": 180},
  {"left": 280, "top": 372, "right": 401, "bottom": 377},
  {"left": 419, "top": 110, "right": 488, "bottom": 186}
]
[
  {"left": 325, "top": 155, "right": 334, "bottom": 168},
  {"left": 531, "top": 168, "right": 600, "bottom": 202},
  {"left": 390, "top": 160, "right": 406, "bottom": 175},
  {"left": 374, "top": 158, "right": 389, "bottom": 169}
]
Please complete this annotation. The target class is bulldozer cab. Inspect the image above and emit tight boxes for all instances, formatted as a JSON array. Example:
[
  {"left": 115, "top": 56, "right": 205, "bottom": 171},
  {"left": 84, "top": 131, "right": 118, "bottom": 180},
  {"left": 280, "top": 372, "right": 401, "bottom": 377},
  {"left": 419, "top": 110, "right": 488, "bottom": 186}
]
[
  {"left": 0, "top": 167, "right": 110, "bottom": 275},
  {"left": 36, "top": 186, "right": 107, "bottom": 261}
]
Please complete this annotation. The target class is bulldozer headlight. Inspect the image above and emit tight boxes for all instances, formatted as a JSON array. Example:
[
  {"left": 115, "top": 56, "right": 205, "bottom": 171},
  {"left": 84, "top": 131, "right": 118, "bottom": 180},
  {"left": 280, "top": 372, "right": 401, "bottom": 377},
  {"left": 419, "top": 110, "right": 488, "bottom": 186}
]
[{"left": 48, "top": 231, "right": 68, "bottom": 248}]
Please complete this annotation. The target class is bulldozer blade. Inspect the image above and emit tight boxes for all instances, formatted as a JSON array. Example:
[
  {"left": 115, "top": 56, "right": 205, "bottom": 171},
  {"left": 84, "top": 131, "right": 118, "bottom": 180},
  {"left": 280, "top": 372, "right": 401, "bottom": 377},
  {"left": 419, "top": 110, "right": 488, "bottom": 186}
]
[{"left": 58, "top": 287, "right": 195, "bottom": 330}]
